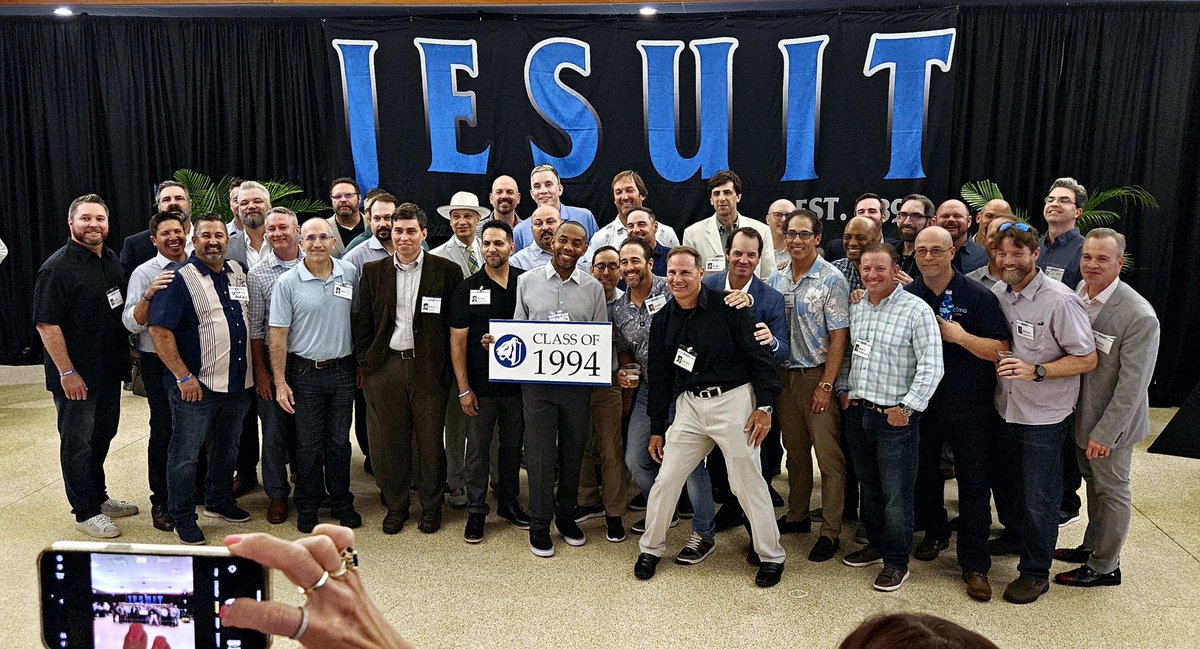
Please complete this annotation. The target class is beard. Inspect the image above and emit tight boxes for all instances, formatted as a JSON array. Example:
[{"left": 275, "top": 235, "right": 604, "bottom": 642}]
[{"left": 241, "top": 212, "right": 265, "bottom": 229}]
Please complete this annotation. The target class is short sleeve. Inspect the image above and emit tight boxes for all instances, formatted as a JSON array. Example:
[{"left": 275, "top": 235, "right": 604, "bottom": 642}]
[{"left": 824, "top": 273, "right": 851, "bottom": 330}]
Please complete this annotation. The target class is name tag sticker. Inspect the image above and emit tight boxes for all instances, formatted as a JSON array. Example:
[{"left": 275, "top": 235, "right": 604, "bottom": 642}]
[
  {"left": 469, "top": 289, "right": 491, "bottom": 306},
  {"left": 228, "top": 285, "right": 249, "bottom": 302},
  {"left": 421, "top": 296, "right": 443, "bottom": 314},
  {"left": 106, "top": 287, "right": 123, "bottom": 309},
  {"left": 333, "top": 283, "right": 353, "bottom": 300},
  {"left": 784, "top": 293, "right": 796, "bottom": 310},
  {"left": 705, "top": 256, "right": 726, "bottom": 272},
  {"left": 674, "top": 346, "right": 697, "bottom": 372},
  {"left": 548, "top": 310, "right": 571, "bottom": 322},
  {"left": 1014, "top": 320, "right": 1035, "bottom": 340},
  {"left": 1094, "top": 331, "right": 1115, "bottom": 354},
  {"left": 1045, "top": 266, "right": 1066, "bottom": 283},
  {"left": 852, "top": 338, "right": 873, "bottom": 360},
  {"left": 646, "top": 294, "right": 667, "bottom": 315}
]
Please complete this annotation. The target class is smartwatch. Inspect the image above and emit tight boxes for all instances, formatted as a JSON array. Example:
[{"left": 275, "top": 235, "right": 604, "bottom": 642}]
[{"left": 1033, "top": 364, "right": 1046, "bottom": 382}]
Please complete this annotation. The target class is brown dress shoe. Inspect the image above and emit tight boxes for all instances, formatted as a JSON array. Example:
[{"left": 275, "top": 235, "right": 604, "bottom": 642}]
[
  {"left": 231, "top": 474, "right": 258, "bottom": 498},
  {"left": 151, "top": 504, "right": 174, "bottom": 532},
  {"left": 1003, "top": 575, "right": 1049, "bottom": 604},
  {"left": 418, "top": 509, "right": 442, "bottom": 534},
  {"left": 267, "top": 498, "right": 289, "bottom": 524},
  {"left": 963, "top": 572, "right": 992, "bottom": 602}
]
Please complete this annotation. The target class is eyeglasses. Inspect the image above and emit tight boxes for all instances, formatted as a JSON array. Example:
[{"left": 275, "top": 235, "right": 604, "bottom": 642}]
[
  {"left": 997, "top": 222, "right": 1034, "bottom": 233},
  {"left": 766, "top": 211, "right": 790, "bottom": 220},
  {"left": 302, "top": 234, "right": 335, "bottom": 243},
  {"left": 331, "top": 193, "right": 358, "bottom": 201},
  {"left": 895, "top": 212, "right": 928, "bottom": 221},
  {"left": 915, "top": 247, "right": 951, "bottom": 257},
  {"left": 784, "top": 230, "right": 816, "bottom": 241},
  {"left": 1044, "top": 196, "right": 1076, "bottom": 206},
  {"left": 592, "top": 262, "right": 620, "bottom": 272}
]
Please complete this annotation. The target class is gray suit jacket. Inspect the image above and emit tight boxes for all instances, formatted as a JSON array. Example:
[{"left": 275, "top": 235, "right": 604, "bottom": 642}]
[
  {"left": 325, "top": 215, "right": 348, "bottom": 258},
  {"left": 1074, "top": 281, "right": 1160, "bottom": 449},
  {"left": 226, "top": 229, "right": 248, "bottom": 267}
]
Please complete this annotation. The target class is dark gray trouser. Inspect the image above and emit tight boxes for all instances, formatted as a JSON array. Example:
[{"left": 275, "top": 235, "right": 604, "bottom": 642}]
[
  {"left": 522, "top": 383, "right": 592, "bottom": 532},
  {"left": 54, "top": 381, "right": 122, "bottom": 522},
  {"left": 465, "top": 393, "right": 524, "bottom": 515}
]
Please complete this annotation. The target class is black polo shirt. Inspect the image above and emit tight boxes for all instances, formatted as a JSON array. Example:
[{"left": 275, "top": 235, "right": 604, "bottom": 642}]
[
  {"left": 32, "top": 240, "right": 131, "bottom": 392},
  {"left": 447, "top": 267, "right": 524, "bottom": 398},
  {"left": 647, "top": 286, "right": 781, "bottom": 436},
  {"left": 905, "top": 270, "right": 1010, "bottom": 414}
]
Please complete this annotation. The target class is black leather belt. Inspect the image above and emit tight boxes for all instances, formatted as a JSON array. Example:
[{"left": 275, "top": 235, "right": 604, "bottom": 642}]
[
  {"left": 288, "top": 354, "right": 352, "bottom": 370},
  {"left": 390, "top": 349, "right": 417, "bottom": 359},
  {"left": 689, "top": 383, "right": 743, "bottom": 399},
  {"left": 849, "top": 398, "right": 896, "bottom": 415}
]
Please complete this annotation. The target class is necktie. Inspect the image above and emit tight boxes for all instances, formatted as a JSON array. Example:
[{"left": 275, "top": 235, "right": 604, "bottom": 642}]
[{"left": 467, "top": 246, "right": 480, "bottom": 273}]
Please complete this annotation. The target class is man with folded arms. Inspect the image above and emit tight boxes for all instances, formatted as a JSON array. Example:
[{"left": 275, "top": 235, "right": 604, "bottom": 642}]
[
  {"left": 837, "top": 243, "right": 943, "bottom": 592},
  {"left": 1054, "top": 229, "right": 1159, "bottom": 589},
  {"left": 990, "top": 222, "right": 1096, "bottom": 604},
  {"left": 269, "top": 218, "right": 363, "bottom": 534},
  {"left": 634, "top": 247, "right": 785, "bottom": 588}
]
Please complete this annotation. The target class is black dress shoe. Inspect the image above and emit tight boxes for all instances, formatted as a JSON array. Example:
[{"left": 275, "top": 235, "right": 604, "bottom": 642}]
[
  {"left": 713, "top": 505, "right": 747, "bottom": 532},
  {"left": 418, "top": 509, "right": 442, "bottom": 534},
  {"left": 335, "top": 509, "right": 363, "bottom": 529},
  {"left": 755, "top": 561, "right": 785, "bottom": 587},
  {"left": 464, "top": 513, "right": 485, "bottom": 543},
  {"left": 768, "top": 485, "right": 785, "bottom": 508},
  {"left": 628, "top": 493, "right": 648, "bottom": 511},
  {"left": 808, "top": 536, "right": 839, "bottom": 563},
  {"left": 497, "top": 503, "right": 531, "bottom": 529},
  {"left": 151, "top": 504, "right": 174, "bottom": 532},
  {"left": 634, "top": 553, "right": 660, "bottom": 580},
  {"left": 746, "top": 546, "right": 761, "bottom": 566},
  {"left": 1053, "top": 545, "right": 1093, "bottom": 563},
  {"left": 776, "top": 514, "right": 811, "bottom": 534},
  {"left": 382, "top": 510, "right": 409, "bottom": 535},
  {"left": 1055, "top": 565, "right": 1121, "bottom": 587}
]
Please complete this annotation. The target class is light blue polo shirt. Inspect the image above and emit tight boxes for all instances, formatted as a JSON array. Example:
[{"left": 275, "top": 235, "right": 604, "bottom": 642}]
[{"left": 269, "top": 257, "right": 358, "bottom": 362}]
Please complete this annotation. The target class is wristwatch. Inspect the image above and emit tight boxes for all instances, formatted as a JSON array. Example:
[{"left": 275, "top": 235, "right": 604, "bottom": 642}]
[
  {"left": 898, "top": 404, "right": 914, "bottom": 418},
  {"left": 1033, "top": 364, "right": 1046, "bottom": 382},
  {"left": 818, "top": 381, "right": 834, "bottom": 393},
  {"left": 757, "top": 405, "right": 774, "bottom": 416}
]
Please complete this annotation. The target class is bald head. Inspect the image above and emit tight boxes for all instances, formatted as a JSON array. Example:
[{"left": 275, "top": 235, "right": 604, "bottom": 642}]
[
  {"left": 975, "top": 198, "right": 1014, "bottom": 245},
  {"left": 766, "top": 198, "right": 797, "bottom": 234},
  {"left": 914, "top": 225, "right": 955, "bottom": 279},
  {"left": 935, "top": 199, "right": 972, "bottom": 245},
  {"left": 915, "top": 225, "right": 953, "bottom": 249},
  {"left": 301, "top": 217, "right": 333, "bottom": 237},
  {"left": 843, "top": 216, "right": 881, "bottom": 262}
]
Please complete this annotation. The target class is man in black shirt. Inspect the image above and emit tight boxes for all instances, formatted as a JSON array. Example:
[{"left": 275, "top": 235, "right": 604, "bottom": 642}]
[
  {"left": 34, "top": 194, "right": 137, "bottom": 538},
  {"left": 448, "top": 220, "right": 529, "bottom": 542},
  {"left": 325, "top": 177, "right": 365, "bottom": 258},
  {"left": 905, "top": 226, "right": 1011, "bottom": 602},
  {"left": 633, "top": 247, "right": 785, "bottom": 587}
]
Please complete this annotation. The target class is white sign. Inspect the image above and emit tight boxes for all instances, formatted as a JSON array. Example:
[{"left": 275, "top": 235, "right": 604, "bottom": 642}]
[{"left": 488, "top": 320, "right": 612, "bottom": 386}]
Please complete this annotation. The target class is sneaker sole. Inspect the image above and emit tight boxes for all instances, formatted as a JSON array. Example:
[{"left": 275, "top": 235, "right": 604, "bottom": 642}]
[
  {"left": 1058, "top": 515, "right": 1081, "bottom": 528},
  {"left": 561, "top": 535, "right": 586, "bottom": 547},
  {"left": 873, "top": 571, "right": 910, "bottom": 592},
  {"left": 574, "top": 510, "right": 606, "bottom": 524},
  {"left": 202, "top": 510, "right": 251, "bottom": 523},
  {"left": 102, "top": 508, "right": 140, "bottom": 518},
  {"left": 179, "top": 537, "right": 207, "bottom": 546},
  {"left": 464, "top": 535, "right": 484, "bottom": 544},
  {"left": 843, "top": 556, "right": 885, "bottom": 568},
  {"left": 606, "top": 533, "right": 627, "bottom": 543},
  {"left": 77, "top": 526, "right": 120, "bottom": 539},
  {"left": 675, "top": 548, "right": 715, "bottom": 565},
  {"left": 529, "top": 543, "right": 555, "bottom": 558}
]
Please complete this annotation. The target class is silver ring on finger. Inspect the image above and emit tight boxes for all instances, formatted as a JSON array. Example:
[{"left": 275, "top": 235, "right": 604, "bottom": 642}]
[
  {"left": 298, "top": 570, "right": 329, "bottom": 595},
  {"left": 290, "top": 605, "right": 310, "bottom": 640}
]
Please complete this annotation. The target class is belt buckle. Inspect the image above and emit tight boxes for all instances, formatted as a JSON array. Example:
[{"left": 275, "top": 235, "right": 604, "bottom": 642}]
[
  {"left": 698, "top": 386, "right": 723, "bottom": 399},
  {"left": 314, "top": 359, "right": 333, "bottom": 369},
  {"left": 399, "top": 350, "right": 416, "bottom": 360}
]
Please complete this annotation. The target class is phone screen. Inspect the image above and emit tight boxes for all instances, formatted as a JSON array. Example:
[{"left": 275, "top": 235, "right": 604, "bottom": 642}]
[{"left": 40, "top": 545, "right": 269, "bottom": 649}]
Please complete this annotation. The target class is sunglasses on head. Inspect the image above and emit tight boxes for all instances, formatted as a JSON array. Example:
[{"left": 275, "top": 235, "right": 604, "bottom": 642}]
[{"left": 997, "top": 222, "right": 1033, "bottom": 233}]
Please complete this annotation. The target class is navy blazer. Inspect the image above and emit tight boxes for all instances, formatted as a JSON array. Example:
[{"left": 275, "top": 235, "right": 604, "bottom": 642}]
[
  {"left": 702, "top": 272, "right": 790, "bottom": 364},
  {"left": 119, "top": 229, "right": 156, "bottom": 280}
]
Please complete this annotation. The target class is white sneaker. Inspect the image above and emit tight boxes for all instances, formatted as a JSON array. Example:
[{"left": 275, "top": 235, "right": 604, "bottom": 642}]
[
  {"left": 76, "top": 514, "right": 120, "bottom": 538},
  {"left": 101, "top": 498, "right": 140, "bottom": 518}
]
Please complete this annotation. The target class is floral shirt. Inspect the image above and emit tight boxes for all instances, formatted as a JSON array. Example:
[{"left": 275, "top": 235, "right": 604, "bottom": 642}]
[{"left": 767, "top": 257, "right": 850, "bottom": 369}]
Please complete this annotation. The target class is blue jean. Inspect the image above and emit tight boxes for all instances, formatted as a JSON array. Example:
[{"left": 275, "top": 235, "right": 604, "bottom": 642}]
[
  {"left": 625, "top": 386, "right": 715, "bottom": 540},
  {"left": 167, "top": 385, "right": 250, "bottom": 526},
  {"left": 846, "top": 406, "right": 921, "bottom": 572},
  {"left": 1004, "top": 418, "right": 1070, "bottom": 580},
  {"left": 256, "top": 392, "right": 291, "bottom": 501},
  {"left": 140, "top": 353, "right": 173, "bottom": 508},
  {"left": 287, "top": 357, "right": 356, "bottom": 515},
  {"left": 53, "top": 381, "right": 122, "bottom": 522}
]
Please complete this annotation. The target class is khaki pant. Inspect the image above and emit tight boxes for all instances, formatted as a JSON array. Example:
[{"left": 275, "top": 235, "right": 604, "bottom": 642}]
[
  {"left": 779, "top": 367, "right": 844, "bottom": 537},
  {"left": 579, "top": 384, "right": 633, "bottom": 515}
]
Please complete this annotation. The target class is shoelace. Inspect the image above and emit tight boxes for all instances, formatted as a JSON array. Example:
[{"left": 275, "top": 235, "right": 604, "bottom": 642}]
[{"left": 683, "top": 532, "right": 704, "bottom": 551}]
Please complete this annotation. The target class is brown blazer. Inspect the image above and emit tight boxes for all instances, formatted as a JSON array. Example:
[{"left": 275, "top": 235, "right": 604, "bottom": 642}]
[{"left": 353, "top": 252, "right": 464, "bottom": 384}]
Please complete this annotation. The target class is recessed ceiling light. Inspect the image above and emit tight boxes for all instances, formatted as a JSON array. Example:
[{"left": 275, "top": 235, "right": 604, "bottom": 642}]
[
  {"left": 53, "top": 7, "right": 73, "bottom": 16},
  {"left": 639, "top": 7, "right": 658, "bottom": 16}
]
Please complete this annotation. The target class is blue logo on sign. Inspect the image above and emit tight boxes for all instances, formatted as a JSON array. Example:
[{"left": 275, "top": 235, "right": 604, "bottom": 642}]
[{"left": 494, "top": 334, "right": 527, "bottom": 368}]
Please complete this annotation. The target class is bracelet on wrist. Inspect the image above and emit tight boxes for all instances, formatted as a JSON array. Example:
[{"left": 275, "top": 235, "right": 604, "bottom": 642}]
[
  {"left": 458, "top": 388, "right": 472, "bottom": 398},
  {"left": 59, "top": 369, "right": 76, "bottom": 378},
  {"left": 176, "top": 373, "right": 193, "bottom": 384}
]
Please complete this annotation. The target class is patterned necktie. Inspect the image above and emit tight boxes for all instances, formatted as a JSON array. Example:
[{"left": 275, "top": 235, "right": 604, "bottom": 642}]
[{"left": 467, "top": 246, "right": 480, "bottom": 273}]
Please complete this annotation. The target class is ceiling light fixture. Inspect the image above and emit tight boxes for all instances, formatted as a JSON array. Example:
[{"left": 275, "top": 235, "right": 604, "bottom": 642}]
[
  {"left": 639, "top": 7, "right": 658, "bottom": 17},
  {"left": 54, "top": 7, "right": 73, "bottom": 16}
]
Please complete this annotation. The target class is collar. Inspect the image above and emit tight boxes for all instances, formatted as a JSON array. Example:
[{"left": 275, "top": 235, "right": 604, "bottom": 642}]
[
  {"left": 189, "top": 255, "right": 232, "bottom": 277},
  {"left": 621, "top": 275, "right": 668, "bottom": 305},
  {"left": 1079, "top": 277, "right": 1120, "bottom": 305},
  {"left": 606, "top": 287, "right": 625, "bottom": 305},
  {"left": 1045, "top": 227, "right": 1082, "bottom": 247},
  {"left": 724, "top": 272, "right": 755, "bottom": 293},
  {"left": 714, "top": 214, "right": 740, "bottom": 232},
  {"left": 65, "top": 238, "right": 111, "bottom": 260},
  {"left": 1006, "top": 268, "right": 1048, "bottom": 300},
  {"left": 912, "top": 269, "right": 964, "bottom": 297},
  {"left": 394, "top": 250, "right": 424, "bottom": 271},
  {"left": 543, "top": 261, "right": 583, "bottom": 284},
  {"left": 448, "top": 236, "right": 475, "bottom": 251},
  {"left": 152, "top": 252, "right": 185, "bottom": 269},
  {"left": 367, "top": 236, "right": 387, "bottom": 251},
  {"left": 298, "top": 257, "right": 345, "bottom": 282},
  {"left": 265, "top": 247, "right": 303, "bottom": 268},
  {"left": 868, "top": 282, "right": 905, "bottom": 307}
]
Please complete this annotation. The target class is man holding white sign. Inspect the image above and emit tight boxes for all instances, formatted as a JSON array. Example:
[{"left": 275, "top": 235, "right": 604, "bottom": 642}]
[
  {"left": 509, "top": 221, "right": 608, "bottom": 558},
  {"left": 634, "top": 246, "right": 786, "bottom": 588}
]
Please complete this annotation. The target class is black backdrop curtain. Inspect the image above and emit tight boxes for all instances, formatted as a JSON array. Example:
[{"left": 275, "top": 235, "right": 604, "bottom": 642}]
[{"left": 1, "top": 5, "right": 1198, "bottom": 405}]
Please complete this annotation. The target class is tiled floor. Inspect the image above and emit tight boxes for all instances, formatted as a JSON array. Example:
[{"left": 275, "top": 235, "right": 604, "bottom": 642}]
[{"left": 3, "top": 364, "right": 1198, "bottom": 648}]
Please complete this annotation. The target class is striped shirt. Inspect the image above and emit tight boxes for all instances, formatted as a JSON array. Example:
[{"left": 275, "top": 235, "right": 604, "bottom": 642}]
[
  {"left": 247, "top": 249, "right": 302, "bottom": 341},
  {"left": 837, "top": 284, "right": 944, "bottom": 412},
  {"left": 149, "top": 257, "right": 253, "bottom": 393}
]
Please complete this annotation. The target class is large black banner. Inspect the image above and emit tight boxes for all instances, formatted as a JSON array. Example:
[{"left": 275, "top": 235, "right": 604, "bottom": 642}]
[{"left": 322, "top": 9, "right": 958, "bottom": 236}]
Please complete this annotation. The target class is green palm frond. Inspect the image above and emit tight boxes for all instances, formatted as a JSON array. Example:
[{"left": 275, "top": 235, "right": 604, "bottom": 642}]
[
  {"left": 1079, "top": 185, "right": 1159, "bottom": 233},
  {"left": 168, "top": 170, "right": 330, "bottom": 222},
  {"left": 1077, "top": 209, "right": 1121, "bottom": 229},
  {"left": 960, "top": 179, "right": 1005, "bottom": 213},
  {"left": 283, "top": 198, "right": 331, "bottom": 215},
  {"left": 1120, "top": 252, "right": 1135, "bottom": 276},
  {"left": 262, "top": 180, "right": 306, "bottom": 202}
]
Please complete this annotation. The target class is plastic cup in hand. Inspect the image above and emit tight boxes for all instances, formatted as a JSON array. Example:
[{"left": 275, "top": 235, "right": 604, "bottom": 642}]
[
  {"left": 621, "top": 363, "right": 641, "bottom": 387},
  {"left": 996, "top": 350, "right": 1014, "bottom": 374}
]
